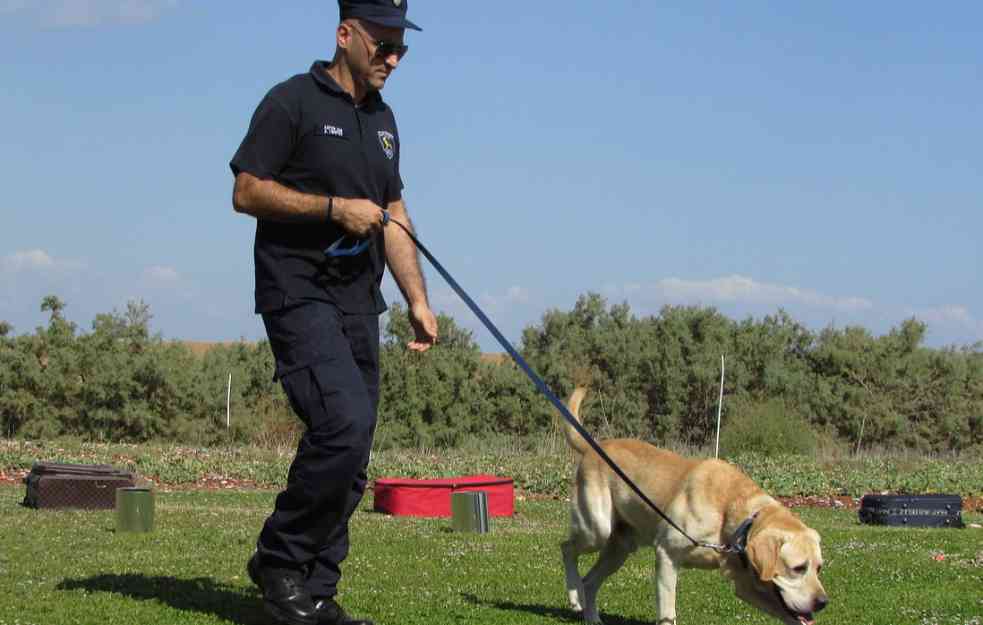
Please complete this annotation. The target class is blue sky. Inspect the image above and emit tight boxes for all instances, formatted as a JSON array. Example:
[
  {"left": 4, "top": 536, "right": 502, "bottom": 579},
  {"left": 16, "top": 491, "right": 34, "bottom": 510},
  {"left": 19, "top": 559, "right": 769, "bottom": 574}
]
[{"left": 2, "top": 1, "right": 981, "bottom": 351}]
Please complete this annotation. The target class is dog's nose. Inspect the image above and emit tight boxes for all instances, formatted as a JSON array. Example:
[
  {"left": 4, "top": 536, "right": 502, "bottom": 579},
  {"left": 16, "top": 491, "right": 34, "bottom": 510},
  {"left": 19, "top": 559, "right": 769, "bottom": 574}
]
[{"left": 814, "top": 596, "right": 829, "bottom": 612}]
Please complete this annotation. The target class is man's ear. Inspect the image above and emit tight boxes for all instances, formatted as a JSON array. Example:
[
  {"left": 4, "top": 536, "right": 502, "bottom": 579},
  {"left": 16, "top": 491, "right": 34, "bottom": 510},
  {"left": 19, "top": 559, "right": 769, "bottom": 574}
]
[
  {"left": 746, "top": 532, "right": 784, "bottom": 582},
  {"left": 337, "top": 21, "right": 353, "bottom": 50}
]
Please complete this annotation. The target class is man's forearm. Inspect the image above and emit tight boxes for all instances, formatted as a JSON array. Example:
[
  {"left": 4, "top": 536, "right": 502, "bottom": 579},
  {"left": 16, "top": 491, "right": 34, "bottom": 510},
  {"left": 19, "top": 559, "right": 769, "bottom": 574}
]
[
  {"left": 232, "top": 172, "right": 329, "bottom": 223},
  {"left": 385, "top": 200, "right": 428, "bottom": 307}
]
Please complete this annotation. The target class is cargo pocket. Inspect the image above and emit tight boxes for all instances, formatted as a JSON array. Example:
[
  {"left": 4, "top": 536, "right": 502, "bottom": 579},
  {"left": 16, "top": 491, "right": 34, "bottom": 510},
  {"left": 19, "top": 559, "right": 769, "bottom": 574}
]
[
  {"left": 279, "top": 366, "right": 324, "bottom": 430},
  {"left": 263, "top": 302, "right": 344, "bottom": 379},
  {"left": 289, "top": 360, "right": 375, "bottom": 444}
]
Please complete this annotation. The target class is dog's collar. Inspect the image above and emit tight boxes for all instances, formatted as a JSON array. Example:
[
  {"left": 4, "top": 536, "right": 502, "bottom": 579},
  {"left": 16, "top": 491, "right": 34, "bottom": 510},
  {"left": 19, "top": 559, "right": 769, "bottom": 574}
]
[
  {"left": 730, "top": 513, "right": 758, "bottom": 568},
  {"left": 697, "top": 512, "right": 761, "bottom": 556}
]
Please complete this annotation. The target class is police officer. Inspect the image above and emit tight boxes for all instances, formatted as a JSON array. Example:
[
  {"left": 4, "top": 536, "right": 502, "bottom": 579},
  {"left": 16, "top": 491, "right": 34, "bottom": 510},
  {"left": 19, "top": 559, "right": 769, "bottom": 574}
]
[{"left": 230, "top": 1, "right": 436, "bottom": 624}]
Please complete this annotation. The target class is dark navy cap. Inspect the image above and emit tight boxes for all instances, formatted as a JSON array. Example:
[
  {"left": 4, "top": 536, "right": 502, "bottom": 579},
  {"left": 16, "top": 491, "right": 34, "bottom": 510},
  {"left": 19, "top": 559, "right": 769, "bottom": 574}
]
[{"left": 339, "top": 0, "right": 421, "bottom": 32}]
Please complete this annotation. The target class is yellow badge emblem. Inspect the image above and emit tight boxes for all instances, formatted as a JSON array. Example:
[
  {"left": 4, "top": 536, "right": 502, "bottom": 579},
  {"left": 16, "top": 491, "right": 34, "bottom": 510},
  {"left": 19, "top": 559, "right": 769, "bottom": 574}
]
[{"left": 378, "top": 131, "right": 395, "bottom": 160}]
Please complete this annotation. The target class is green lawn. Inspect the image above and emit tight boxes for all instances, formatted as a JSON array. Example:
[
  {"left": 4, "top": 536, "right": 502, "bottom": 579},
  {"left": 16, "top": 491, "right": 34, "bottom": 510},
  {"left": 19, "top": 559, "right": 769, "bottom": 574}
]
[{"left": 1, "top": 485, "right": 980, "bottom": 625}]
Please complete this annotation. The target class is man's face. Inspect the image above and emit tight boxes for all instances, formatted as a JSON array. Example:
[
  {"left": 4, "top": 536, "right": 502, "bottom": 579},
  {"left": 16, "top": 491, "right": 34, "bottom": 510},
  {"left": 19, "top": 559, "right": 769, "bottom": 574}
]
[{"left": 344, "top": 19, "right": 406, "bottom": 92}]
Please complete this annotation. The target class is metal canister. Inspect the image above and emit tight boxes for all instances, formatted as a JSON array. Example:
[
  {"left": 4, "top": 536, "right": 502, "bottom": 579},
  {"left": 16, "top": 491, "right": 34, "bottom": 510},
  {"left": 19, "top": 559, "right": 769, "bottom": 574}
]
[
  {"left": 451, "top": 490, "right": 490, "bottom": 533},
  {"left": 115, "top": 487, "right": 155, "bottom": 533}
]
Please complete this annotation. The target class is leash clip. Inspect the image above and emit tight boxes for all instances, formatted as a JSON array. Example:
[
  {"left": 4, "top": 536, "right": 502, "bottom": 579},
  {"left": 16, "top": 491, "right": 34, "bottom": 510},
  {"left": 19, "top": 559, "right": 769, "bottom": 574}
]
[
  {"left": 697, "top": 513, "right": 758, "bottom": 555},
  {"left": 700, "top": 541, "right": 738, "bottom": 555}
]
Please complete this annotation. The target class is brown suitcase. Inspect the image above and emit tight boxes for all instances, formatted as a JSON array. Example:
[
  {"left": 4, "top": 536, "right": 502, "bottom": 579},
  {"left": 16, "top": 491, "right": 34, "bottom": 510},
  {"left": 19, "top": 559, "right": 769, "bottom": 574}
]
[{"left": 22, "top": 461, "right": 136, "bottom": 510}]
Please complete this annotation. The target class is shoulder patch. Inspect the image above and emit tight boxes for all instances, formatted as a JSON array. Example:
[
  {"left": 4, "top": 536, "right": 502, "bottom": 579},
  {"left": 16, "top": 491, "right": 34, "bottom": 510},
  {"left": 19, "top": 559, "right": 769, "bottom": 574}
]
[{"left": 377, "top": 131, "right": 395, "bottom": 160}]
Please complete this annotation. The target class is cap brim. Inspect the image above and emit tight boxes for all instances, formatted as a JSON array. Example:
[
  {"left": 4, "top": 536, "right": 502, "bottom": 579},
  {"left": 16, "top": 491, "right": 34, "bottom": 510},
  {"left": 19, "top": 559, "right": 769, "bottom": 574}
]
[{"left": 361, "top": 15, "right": 422, "bottom": 31}]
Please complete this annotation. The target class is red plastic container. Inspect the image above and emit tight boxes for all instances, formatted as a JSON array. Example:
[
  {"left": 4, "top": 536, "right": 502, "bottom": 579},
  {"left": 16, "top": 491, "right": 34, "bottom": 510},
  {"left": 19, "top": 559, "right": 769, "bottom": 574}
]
[{"left": 372, "top": 474, "right": 514, "bottom": 518}]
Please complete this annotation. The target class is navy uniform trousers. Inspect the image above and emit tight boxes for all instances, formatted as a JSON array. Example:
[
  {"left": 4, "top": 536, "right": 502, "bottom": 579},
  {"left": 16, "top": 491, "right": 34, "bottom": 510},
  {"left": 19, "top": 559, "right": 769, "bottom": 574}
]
[{"left": 258, "top": 300, "right": 380, "bottom": 600}]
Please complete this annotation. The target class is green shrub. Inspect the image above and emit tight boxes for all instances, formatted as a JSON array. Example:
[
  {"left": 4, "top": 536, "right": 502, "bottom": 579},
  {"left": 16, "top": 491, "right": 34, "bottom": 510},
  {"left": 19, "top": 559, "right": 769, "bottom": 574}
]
[
  {"left": 2, "top": 294, "right": 981, "bottom": 454},
  {"left": 719, "top": 397, "right": 817, "bottom": 458}
]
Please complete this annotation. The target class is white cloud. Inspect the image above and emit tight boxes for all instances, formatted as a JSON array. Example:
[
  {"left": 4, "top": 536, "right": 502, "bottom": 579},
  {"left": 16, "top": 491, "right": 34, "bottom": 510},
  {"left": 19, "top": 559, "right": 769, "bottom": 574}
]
[
  {"left": 423, "top": 285, "right": 532, "bottom": 320},
  {"left": 142, "top": 265, "right": 180, "bottom": 283},
  {"left": 379, "top": 276, "right": 538, "bottom": 349},
  {"left": 2, "top": 249, "right": 54, "bottom": 272},
  {"left": 428, "top": 286, "right": 476, "bottom": 323},
  {"left": 606, "top": 274, "right": 873, "bottom": 313},
  {"left": 1, "top": 249, "right": 83, "bottom": 274},
  {"left": 6, "top": 0, "right": 177, "bottom": 27},
  {"left": 133, "top": 266, "right": 195, "bottom": 305},
  {"left": 911, "top": 305, "right": 983, "bottom": 341},
  {"left": 479, "top": 285, "right": 530, "bottom": 309}
]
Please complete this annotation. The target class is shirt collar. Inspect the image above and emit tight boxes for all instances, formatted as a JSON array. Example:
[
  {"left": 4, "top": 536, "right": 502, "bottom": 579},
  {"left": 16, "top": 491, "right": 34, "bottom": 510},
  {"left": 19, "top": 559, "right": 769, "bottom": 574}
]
[{"left": 309, "top": 60, "right": 383, "bottom": 106}]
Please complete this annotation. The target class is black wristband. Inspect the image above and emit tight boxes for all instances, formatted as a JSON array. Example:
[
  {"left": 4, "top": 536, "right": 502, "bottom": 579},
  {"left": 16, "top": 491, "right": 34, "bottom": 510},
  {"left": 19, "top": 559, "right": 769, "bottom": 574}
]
[{"left": 325, "top": 196, "right": 333, "bottom": 223}]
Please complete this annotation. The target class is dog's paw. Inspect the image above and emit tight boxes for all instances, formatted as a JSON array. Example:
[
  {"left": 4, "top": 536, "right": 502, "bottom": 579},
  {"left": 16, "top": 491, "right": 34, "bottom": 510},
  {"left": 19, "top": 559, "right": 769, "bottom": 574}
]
[{"left": 567, "top": 591, "right": 583, "bottom": 612}]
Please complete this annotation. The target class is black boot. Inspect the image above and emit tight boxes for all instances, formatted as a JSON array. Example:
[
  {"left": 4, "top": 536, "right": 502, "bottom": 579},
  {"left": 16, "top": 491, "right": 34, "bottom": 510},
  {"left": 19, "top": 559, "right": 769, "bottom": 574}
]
[
  {"left": 313, "top": 597, "right": 374, "bottom": 625},
  {"left": 256, "top": 562, "right": 317, "bottom": 625}
]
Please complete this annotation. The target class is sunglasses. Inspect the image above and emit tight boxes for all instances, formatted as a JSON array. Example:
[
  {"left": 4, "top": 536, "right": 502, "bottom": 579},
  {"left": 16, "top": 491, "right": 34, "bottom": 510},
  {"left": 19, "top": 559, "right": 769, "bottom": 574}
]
[{"left": 351, "top": 23, "right": 409, "bottom": 61}]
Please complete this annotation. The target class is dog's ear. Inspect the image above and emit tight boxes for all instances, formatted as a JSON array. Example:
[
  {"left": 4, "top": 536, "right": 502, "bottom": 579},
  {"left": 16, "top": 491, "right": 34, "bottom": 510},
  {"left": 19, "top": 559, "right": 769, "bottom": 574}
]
[{"left": 746, "top": 532, "right": 784, "bottom": 582}]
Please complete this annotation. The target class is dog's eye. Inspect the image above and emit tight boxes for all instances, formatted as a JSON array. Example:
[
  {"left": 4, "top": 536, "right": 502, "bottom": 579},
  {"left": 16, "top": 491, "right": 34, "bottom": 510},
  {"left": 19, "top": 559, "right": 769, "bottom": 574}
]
[{"left": 792, "top": 564, "right": 809, "bottom": 575}]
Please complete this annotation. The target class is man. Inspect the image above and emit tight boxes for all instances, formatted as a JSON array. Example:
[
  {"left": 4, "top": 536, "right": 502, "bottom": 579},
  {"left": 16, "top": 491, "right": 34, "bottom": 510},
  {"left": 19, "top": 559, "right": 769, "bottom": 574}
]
[{"left": 229, "top": 2, "right": 436, "bottom": 624}]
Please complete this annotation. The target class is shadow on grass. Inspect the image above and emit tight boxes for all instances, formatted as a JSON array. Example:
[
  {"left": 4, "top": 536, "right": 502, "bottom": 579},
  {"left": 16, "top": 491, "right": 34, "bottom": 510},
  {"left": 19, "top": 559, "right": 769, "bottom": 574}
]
[
  {"left": 58, "top": 574, "right": 266, "bottom": 625},
  {"left": 461, "top": 593, "right": 650, "bottom": 625}
]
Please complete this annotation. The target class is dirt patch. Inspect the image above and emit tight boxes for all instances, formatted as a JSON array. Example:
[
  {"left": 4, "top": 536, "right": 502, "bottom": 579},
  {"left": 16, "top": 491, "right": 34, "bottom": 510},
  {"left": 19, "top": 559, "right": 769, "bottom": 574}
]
[
  {"left": 0, "top": 469, "right": 28, "bottom": 485},
  {"left": 0, "top": 470, "right": 271, "bottom": 492},
  {"left": 151, "top": 476, "right": 272, "bottom": 492},
  {"left": 777, "top": 495, "right": 983, "bottom": 512},
  {"left": 778, "top": 495, "right": 859, "bottom": 509}
]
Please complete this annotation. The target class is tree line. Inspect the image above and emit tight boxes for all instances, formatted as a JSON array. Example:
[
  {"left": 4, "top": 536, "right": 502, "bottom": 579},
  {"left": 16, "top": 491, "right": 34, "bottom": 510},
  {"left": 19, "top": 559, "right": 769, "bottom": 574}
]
[{"left": 1, "top": 294, "right": 980, "bottom": 454}]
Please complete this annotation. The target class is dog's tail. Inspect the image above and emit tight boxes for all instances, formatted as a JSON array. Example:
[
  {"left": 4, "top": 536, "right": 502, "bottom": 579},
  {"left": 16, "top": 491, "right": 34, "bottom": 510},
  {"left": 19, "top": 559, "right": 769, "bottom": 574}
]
[{"left": 562, "top": 386, "right": 591, "bottom": 457}]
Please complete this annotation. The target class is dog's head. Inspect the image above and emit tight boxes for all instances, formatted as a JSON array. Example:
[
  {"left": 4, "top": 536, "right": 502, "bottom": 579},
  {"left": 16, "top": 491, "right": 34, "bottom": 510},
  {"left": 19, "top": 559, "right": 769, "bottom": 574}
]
[{"left": 729, "top": 512, "right": 828, "bottom": 625}]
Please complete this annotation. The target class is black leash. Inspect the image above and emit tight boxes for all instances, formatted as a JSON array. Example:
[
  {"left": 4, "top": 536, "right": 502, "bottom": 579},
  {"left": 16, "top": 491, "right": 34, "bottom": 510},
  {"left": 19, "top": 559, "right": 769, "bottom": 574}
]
[{"left": 384, "top": 214, "right": 741, "bottom": 555}]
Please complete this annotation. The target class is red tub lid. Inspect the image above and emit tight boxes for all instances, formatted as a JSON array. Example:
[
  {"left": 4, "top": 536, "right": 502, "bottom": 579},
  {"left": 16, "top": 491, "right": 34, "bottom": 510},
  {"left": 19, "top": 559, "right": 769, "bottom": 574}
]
[{"left": 374, "top": 474, "right": 512, "bottom": 488}]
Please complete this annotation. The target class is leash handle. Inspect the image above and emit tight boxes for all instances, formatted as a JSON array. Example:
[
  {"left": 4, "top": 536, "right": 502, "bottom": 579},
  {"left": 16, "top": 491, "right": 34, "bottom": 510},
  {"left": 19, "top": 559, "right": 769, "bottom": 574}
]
[
  {"left": 324, "top": 210, "right": 391, "bottom": 258},
  {"left": 384, "top": 216, "right": 707, "bottom": 550},
  {"left": 325, "top": 237, "right": 370, "bottom": 257}
]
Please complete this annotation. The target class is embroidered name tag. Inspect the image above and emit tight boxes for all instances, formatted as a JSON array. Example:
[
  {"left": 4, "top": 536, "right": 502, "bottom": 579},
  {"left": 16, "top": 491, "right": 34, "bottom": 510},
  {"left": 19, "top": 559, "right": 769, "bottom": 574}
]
[{"left": 320, "top": 124, "right": 344, "bottom": 137}]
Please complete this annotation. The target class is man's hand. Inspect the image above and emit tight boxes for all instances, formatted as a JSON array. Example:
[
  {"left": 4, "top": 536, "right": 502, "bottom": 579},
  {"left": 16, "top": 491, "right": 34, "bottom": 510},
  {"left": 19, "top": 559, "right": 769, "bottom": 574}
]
[
  {"left": 333, "top": 197, "right": 388, "bottom": 238},
  {"left": 408, "top": 301, "right": 438, "bottom": 352}
]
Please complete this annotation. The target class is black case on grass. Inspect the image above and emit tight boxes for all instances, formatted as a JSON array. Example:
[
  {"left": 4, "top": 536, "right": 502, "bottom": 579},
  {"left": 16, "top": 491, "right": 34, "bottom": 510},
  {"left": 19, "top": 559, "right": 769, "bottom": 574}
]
[
  {"left": 858, "top": 494, "right": 964, "bottom": 528},
  {"left": 22, "top": 461, "right": 136, "bottom": 510}
]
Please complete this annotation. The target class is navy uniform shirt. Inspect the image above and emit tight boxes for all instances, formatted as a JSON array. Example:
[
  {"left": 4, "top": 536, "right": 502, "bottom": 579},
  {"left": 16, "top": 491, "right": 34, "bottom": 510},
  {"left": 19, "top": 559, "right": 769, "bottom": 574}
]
[{"left": 231, "top": 60, "right": 403, "bottom": 315}]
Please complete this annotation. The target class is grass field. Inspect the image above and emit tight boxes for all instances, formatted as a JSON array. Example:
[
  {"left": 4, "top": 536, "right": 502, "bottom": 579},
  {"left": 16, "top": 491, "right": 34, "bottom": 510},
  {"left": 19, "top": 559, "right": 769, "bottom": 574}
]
[{"left": 1, "top": 485, "right": 981, "bottom": 625}]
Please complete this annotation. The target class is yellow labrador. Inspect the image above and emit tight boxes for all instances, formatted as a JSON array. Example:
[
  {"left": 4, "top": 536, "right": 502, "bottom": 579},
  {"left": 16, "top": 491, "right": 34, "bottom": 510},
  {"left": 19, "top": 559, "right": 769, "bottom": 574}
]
[{"left": 560, "top": 388, "right": 828, "bottom": 625}]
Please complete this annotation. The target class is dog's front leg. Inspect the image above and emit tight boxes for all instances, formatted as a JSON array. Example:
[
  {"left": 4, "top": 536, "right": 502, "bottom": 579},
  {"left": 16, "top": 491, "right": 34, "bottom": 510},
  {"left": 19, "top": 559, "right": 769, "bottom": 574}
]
[{"left": 654, "top": 546, "right": 678, "bottom": 625}]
